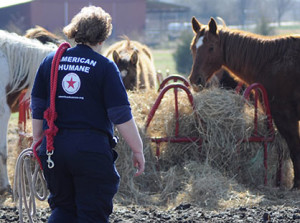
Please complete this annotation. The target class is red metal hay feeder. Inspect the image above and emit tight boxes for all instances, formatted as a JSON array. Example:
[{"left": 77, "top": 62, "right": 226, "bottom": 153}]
[{"left": 145, "top": 75, "right": 278, "bottom": 185}]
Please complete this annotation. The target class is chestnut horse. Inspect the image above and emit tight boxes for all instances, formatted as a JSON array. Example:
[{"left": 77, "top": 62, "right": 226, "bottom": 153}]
[{"left": 188, "top": 17, "right": 300, "bottom": 188}]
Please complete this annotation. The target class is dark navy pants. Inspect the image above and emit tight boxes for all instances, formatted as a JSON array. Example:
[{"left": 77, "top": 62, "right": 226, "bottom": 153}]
[{"left": 39, "top": 129, "right": 120, "bottom": 223}]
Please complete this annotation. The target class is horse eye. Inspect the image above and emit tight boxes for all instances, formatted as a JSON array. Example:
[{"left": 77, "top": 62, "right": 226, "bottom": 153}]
[{"left": 209, "top": 47, "right": 214, "bottom": 52}]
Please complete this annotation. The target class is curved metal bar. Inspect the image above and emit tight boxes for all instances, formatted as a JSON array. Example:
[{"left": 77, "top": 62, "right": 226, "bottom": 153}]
[
  {"left": 145, "top": 83, "right": 195, "bottom": 129},
  {"left": 243, "top": 82, "right": 274, "bottom": 140},
  {"left": 158, "top": 74, "right": 190, "bottom": 92}
]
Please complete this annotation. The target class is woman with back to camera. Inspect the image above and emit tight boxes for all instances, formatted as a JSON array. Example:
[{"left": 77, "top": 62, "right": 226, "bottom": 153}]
[{"left": 30, "top": 5, "right": 145, "bottom": 223}]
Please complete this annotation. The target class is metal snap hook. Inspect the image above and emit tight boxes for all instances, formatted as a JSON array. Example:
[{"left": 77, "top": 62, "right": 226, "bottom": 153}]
[{"left": 46, "top": 150, "right": 55, "bottom": 169}]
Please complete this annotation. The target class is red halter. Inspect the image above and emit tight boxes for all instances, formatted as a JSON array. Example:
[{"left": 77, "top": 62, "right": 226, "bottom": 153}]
[{"left": 33, "top": 42, "right": 71, "bottom": 169}]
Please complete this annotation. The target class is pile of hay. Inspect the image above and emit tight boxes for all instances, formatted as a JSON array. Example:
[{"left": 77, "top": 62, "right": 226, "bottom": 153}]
[
  {"left": 191, "top": 88, "right": 290, "bottom": 187},
  {"left": 114, "top": 87, "right": 291, "bottom": 208},
  {"left": 6, "top": 87, "right": 292, "bottom": 210}
]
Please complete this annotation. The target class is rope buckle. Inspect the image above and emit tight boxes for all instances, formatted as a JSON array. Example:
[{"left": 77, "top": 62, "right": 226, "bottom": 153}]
[{"left": 46, "top": 150, "right": 55, "bottom": 169}]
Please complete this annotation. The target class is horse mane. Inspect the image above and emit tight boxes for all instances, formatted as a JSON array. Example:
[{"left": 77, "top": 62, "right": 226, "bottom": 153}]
[
  {"left": 105, "top": 36, "right": 153, "bottom": 61},
  {"left": 120, "top": 35, "right": 132, "bottom": 49},
  {"left": 219, "top": 27, "right": 300, "bottom": 78},
  {"left": 25, "top": 25, "right": 63, "bottom": 45},
  {"left": 0, "top": 30, "right": 57, "bottom": 99},
  {"left": 216, "top": 17, "right": 226, "bottom": 28}
]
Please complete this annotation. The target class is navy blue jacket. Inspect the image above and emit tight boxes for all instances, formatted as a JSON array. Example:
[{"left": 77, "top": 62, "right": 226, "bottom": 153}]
[{"left": 31, "top": 44, "right": 132, "bottom": 138}]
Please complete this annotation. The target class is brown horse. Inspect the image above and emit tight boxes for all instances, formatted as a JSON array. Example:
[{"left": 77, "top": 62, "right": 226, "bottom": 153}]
[
  {"left": 25, "top": 25, "right": 63, "bottom": 45},
  {"left": 188, "top": 17, "right": 300, "bottom": 188},
  {"left": 104, "top": 36, "right": 156, "bottom": 91}
]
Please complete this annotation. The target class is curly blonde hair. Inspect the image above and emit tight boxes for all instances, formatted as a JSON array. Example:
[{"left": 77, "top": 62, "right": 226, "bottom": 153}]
[{"left": 63, "top": 6, "right": 112, "bottom": 45}]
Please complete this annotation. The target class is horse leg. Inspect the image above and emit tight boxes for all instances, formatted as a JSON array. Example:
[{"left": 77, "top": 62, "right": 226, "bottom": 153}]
[
  {"left": 0, "top": 102, "right": 11, "bottom": 194},
  {"left": 272, "top": 112, "right": 300, "bottom": 188},
  {"left": 0, "top": 50, "right": 11, "bottom": 195}
]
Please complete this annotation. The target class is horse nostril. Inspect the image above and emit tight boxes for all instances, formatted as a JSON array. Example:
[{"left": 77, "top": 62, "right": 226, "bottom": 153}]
[{"left": 196, "top": 77, "right": 202, "bottom": 86}]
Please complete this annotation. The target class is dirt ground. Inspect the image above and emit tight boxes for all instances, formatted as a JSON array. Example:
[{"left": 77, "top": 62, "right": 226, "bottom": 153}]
[{"left": 2, "top": 195, "right": 300, "bottom": 222}]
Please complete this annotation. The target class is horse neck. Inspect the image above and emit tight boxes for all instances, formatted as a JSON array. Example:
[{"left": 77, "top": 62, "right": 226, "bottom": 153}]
[{"left": 219, "top": 30, "right": 290, "bottom": 84}]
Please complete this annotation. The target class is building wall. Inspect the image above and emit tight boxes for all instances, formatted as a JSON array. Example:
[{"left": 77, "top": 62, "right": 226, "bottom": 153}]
[
  {"left": 31, "top": 0, "right": 146, "bottom": 37},
  {"left": 0, "top": 0, "right": 190, "bottom": 45},
  {"left": 30, "top": 0, "right": 146, "bottom": 39},
  {"left": 0, "top": 3, "right": 31, "bottom": 34},
  {"left": 99, "top": 0, "right": 146, "bottom": 40},
  {"left": 0, "top": 0, "right": 146, "bottom": 40}
]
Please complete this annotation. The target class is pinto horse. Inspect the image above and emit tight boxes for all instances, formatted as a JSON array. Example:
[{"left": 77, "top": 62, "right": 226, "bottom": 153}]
[
  {"left": 0, "top": 30, "right": 57, "bottom": 194},
  {"left": 8, "top": 26, "right": 62, "bottom": 114},
  {"left": 188, "top": 17, "right": 300, "bottom": 188}
]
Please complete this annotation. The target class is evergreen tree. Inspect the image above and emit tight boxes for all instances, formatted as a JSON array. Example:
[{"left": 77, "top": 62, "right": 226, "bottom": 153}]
[{"left": 173, "top": 31, "right": 194, "bottom": 75}]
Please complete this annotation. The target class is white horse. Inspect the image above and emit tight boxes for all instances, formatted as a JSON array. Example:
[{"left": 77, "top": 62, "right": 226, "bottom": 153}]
[{"left": 0, "top": 30, "right": 57, "bottom": 194}]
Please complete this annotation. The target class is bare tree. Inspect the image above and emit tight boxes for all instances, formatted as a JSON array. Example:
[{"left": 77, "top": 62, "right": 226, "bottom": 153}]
[
  {"left": 171, "top": 0, "right": 239, "bottom": 25},
  {"left": 275, "top": 0, "right": 293, "bottom": 26},
  {"left": 238, "top": 0, "right": 248, "bottom": 28}
]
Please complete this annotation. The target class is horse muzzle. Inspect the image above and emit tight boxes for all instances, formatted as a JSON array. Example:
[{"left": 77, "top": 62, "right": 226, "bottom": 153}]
[
  {"left": 190, "top": 83, "right": 204, "bottom": 92},
  {"left": 189, "top": 75, "right": 205, "bottom": 92}
]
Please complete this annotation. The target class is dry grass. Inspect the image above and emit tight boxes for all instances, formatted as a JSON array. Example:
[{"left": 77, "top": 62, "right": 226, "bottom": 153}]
[
  {"left": 5, "top": 87, "right": 295, "bottom": 210},
  {"left": 112, "top": 87, "right": 292, "bottom": 209}
]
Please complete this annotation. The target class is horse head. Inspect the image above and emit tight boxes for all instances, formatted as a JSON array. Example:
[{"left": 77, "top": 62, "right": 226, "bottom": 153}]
[
  {"left": 113, "top": 50, "right": 138, "bottom": 90},
  {"left": 188, "top": 17, "right": 223, "bottom": 92}
]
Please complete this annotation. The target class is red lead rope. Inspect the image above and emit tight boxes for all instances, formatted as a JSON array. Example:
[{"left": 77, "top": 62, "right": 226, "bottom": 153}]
[{"left": 33, "top": 42, "right": 71, "bottom": 170}]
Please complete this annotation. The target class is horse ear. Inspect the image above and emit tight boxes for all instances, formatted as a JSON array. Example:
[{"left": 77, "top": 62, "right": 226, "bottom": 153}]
[
  {"left": 130, "top": 51, "right": 138, "bottom": 65},
  {"left": 191, "top": 16, "right": 201, "bottom": 33},
  {"left": 208, "top": 17, "right": 217, "bottom": 35},
  {"left": 113, "top": 50, "right": 120, "bottom": 63}
]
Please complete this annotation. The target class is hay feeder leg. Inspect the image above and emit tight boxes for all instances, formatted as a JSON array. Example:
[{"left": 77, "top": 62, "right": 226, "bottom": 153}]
[
  {"left": 243, "top": 83, "right": 278, "bottom": 186},
  {"left": 18, "top": 90, "right": 32, "bottom": 148}
]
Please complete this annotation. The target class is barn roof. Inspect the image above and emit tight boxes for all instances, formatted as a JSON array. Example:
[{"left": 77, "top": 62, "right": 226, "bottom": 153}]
[{"left": 146, "top": 1, "right": 190, "bottom": 13}]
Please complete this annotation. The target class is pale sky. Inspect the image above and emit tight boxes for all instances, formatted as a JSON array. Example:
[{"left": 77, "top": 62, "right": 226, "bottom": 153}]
[{"left": 0, "top": 0, "right": 33, "bottom": 9}]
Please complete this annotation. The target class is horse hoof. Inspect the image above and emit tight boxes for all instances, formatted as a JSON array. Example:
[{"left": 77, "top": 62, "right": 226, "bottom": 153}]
[
  {"left": 291, "top": 184, "right": 300, "bottom": 191},
  {"left": 0, "top": 185, "right": 12, "bottom": 196}
]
